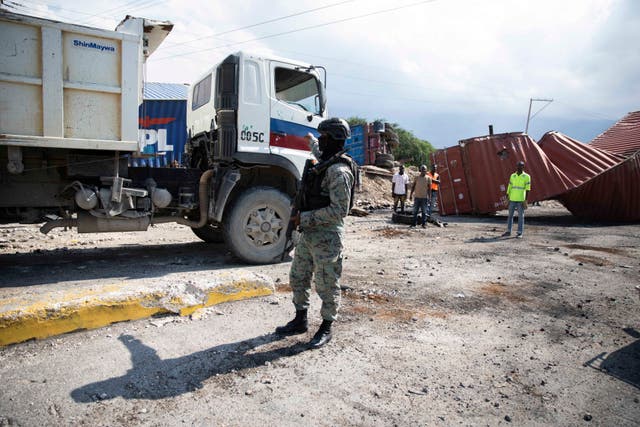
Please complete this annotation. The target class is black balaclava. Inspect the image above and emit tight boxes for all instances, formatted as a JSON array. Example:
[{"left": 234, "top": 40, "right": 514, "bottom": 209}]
[{"left": 319, "top": 134, "right": 343, "bottom": 161}]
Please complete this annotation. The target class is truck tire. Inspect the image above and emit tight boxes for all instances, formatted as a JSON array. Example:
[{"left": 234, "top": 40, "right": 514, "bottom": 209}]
[
  {"left": 376, "top": 160, "right": 395, "bottom": 169},
  {"left": 376, "top": 153, "right": 394, "bottom": 162},
  {"left": 223, "top": 186, "right": 291, "bottom": 264},
  {"left": 375, "top": 153, "right": 395, "bottom": 169},
  {"left": 191, "top": 224, "right": 224, "bottom": 243}
]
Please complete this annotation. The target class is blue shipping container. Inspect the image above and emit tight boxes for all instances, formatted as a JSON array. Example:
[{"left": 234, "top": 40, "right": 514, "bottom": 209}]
[
  {"left": 135, "top": 99, "right": 187, "bottom": 167},
  {"left": 344, "top": 124, "right": 365, "bottom": 165}
]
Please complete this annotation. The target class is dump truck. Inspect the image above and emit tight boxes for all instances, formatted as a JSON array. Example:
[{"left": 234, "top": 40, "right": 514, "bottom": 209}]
[{"left": 0, "top": 10, "right": 328, "bottom": 264}]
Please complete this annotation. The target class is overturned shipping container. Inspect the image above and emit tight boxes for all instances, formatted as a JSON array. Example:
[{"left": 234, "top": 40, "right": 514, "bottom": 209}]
[
  {"left": 431, "top": 119, "right": 640, "bottom": 221},
  {"left": 344, "top": 124, "right": 365, "bottom": 166},
  {"left": 589, "top": 111, "right": 640, "bottom": 157},
  {"left": 539, "top": 130, "right": 640, "bottom": 222},
  {"left": 432, "top": 133, "right": 573, "bottom": 215}
]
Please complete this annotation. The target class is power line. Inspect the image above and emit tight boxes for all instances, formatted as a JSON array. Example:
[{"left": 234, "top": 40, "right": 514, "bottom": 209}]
[
  {"left": 4, "top": 0, "right": 167, "bottom": 31},
  {"left": 2, "top": 1, "right": 41, "bottom": 15},
  {"left": 335, "top": 89, "right": 467, "bottom": 107},
  {"left": 78, "top": 0, "right": 162, "bottom": 25},
  {"left": 525, "top": 98, "right": 553, "bottom": 133},
  {"left": 7, "top": 0, "right": 100, "bottom": 17},
  {"left": 122, "top": 0, "right": 165, "bottom": 15},
  {"left": 529, "top": 100, "right": 553, "bottom": 120},
  {"left": 554, "top": 100, "right": 616, "bottom": 121},
  {"left": 191, "top": 45, "right": 520, "bottom": 103},
  {"left": 4, "top": 0, "right": 164, "bottom": 26},
  {"left": 331, "top": 72, "right": 524, "bottom": 102},
  {"left": 151, "top": 0, "right": 438, "bottom": 62},
  {"left": 163, "top": 0, "right": 356, "bottom": 49}
]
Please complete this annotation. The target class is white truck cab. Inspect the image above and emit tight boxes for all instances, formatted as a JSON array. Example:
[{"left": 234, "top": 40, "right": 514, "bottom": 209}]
[
  {"left": 187, "top": 51, "right": 327, "bottom": 176},
  {"left": 184, "top": 51, "right": 329, "bottom": 264}
]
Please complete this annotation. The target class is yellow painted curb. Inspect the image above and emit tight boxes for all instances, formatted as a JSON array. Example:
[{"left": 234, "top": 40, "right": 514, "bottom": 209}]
[{"left": 0, "top": 279, "right": 273, "bottom": 346}]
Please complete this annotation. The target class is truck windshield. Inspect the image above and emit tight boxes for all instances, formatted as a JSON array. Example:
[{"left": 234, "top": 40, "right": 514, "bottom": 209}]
[{"left": 275, "top": 67, "right": 322, "bottom": 115}]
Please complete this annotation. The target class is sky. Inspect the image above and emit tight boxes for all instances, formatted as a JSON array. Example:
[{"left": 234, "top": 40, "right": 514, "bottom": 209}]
[{"left": 4, "top": 0, "right": 639, "bottom": 148}]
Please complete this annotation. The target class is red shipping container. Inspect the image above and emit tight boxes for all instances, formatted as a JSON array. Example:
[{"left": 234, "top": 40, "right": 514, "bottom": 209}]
[
  {"left": 559, "top": 152, "right": 640, "bottom": 221},
  {"left": 538, "top": 131, "right": 623, "bottom": 186},
  {"left": 460, "top": 132, "right": 574, "bottom": 214},
  {"left": 431, "top": 146, "right": 472, "bottom": 215},
  {"left": 432, "top": 133, "right": 574, "bottom": 215},
  {"left": 430, "top": 113, "right": 640, "bottom": 221},
  {"left": 589, "top": 111, "right": 640, "bottom": 157}
]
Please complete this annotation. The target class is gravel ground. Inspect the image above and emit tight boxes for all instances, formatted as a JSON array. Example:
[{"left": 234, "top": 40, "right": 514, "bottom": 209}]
[{"left": 1, "top": 204, "right": 639, "bottom": 426}]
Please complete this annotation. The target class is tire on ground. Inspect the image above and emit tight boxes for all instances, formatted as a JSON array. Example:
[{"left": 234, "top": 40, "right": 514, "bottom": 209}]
[
  {"left": 223, "top": 186, "right": 291, "bottom": 264},
  {"left": 391, "top": 212, "right": 414, "bottom": 225},
  {"left": 191, "top": 224, "right": 224, "bottom": 243}
]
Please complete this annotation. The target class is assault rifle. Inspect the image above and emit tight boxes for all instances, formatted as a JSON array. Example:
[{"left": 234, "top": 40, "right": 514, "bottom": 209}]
[{"left": 281, "top": 149, "right": 347, "bottom": 261}]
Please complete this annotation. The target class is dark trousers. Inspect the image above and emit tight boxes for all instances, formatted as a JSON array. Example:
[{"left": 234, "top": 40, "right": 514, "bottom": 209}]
[
  {"left": 412, "top": 198, "right": 428, "bottom": 226},
  {"left": 427, "top": 191, "right": 438, "bottom": 218}
]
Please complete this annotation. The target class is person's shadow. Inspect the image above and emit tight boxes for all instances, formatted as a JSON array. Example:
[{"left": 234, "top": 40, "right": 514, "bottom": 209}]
[
  {"left": 584, "top": 328, "right": 640, "bottom": 390},
  {"left": 71, "top": 333, "right": 309, "bottom": 402}
]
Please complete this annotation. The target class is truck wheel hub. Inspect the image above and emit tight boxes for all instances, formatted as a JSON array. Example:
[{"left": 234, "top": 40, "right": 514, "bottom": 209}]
[{"left": 245, "top": 207, "right": 282, "bottom": 246}]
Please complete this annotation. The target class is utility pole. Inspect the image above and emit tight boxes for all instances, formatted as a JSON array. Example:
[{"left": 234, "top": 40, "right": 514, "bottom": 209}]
[{"left": 525, "top": 98, "right": 553, "bottom": 134}]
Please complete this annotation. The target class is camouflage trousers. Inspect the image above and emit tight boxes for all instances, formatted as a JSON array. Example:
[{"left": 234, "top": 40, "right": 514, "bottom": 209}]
[{"left": 289, "top": 229, "right": 344, "bottom": 321}]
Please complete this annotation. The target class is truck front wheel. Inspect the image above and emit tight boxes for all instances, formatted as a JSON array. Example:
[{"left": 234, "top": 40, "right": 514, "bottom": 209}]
[{"left": 223, "top": 187, "right": 291, "bottom": 264}]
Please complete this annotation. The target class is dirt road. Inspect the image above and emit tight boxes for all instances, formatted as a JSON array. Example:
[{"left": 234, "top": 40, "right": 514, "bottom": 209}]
[{"left": 1, "top": 205, "right": 639, "bottom": 426}]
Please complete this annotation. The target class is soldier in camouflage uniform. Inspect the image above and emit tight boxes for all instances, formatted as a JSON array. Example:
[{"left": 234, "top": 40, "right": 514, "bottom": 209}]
[{"left": 276, "top": 118, "right": 356, "bottom": 349}]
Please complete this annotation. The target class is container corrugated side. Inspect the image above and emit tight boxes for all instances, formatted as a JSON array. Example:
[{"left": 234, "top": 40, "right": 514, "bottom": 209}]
[
  {"left": 431, "top": 146, "right": 472, "bottom": 215},
  {"left": 134, "top": 99, "right": 187, "bottom": 167},
  {"left": 589, "top": 111, "right": 640, "bottom": 157},
  {"left": 559, "top": 152, "right": 640, "bottom": 221},
  {"left": 538, "top": 131, "right": 624, "bottom": 186},
  {"left": 345, "top": 125, "right": 365, "bottom": 165},
  {"left": 460, "top": 133, "right": 574, "bottom": 214}
]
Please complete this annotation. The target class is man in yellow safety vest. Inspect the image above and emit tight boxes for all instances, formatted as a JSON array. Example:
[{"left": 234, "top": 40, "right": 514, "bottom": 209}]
[{"left": 502, "top": 161, "right": 531, "bottom": 238}]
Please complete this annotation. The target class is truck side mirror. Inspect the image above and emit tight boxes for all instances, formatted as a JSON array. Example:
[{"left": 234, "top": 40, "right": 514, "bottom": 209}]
[{"left": 315, "top": 94, "right": 326, "bottom": 115}]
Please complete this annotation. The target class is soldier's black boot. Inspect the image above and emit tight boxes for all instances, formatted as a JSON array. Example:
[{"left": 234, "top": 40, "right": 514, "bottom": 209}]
[
  {"left": 309, "top": 320, "right": 333, "bottom": 349},
  {"left": 275, "top": 310, "right": 308, "bottom": 335}
]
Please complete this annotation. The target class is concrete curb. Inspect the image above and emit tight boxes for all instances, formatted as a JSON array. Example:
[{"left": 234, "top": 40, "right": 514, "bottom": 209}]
[{"left": 0, "top": 272, "right": 274, "bottom": 346}]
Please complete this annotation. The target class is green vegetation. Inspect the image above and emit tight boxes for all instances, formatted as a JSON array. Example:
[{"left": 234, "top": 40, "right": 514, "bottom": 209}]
[
  {"left": 346, "top": 116, "right": 368, "bottom": 127},
  {"left": 346, "top": 117, "right": 436, "bottom": 166}
]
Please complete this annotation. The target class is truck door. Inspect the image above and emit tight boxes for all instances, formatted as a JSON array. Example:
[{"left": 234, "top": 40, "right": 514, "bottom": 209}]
[
  {"left": 268, "top": 61, "right": 326, "bottom": 172},
  {"left": 236, "top": 55, "right": 270, "bottom": 157}
]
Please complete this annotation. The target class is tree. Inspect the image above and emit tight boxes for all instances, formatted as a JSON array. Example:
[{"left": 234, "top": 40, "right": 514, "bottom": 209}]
[
  {"left": 390, "top": 123, "right": 435, "bottom": 166},
  {"left": 346, "top": 116, "right": 367, "bottom": 128},
  {"left": 345, "top": 117, "right": 435, "bottom": 166}
]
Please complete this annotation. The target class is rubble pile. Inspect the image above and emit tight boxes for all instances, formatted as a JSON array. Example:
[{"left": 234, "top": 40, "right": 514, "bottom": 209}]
[{"left": 354, "top": 165, "right": 418, "bottom": 211}]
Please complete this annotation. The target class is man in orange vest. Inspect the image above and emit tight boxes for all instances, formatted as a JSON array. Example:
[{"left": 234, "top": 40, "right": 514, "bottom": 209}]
[{"left": 426, "top": 164, "right": 440, "bottom": 220}]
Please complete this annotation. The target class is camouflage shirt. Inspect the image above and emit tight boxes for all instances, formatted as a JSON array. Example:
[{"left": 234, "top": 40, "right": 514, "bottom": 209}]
[{"left": 300, "top": 162, "right": 354, "bottom": 232}]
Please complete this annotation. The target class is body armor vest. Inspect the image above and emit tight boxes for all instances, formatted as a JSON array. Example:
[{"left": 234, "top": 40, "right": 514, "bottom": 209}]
[{"left": 300, "top": 154, "right": 357, "bottom": 212}]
